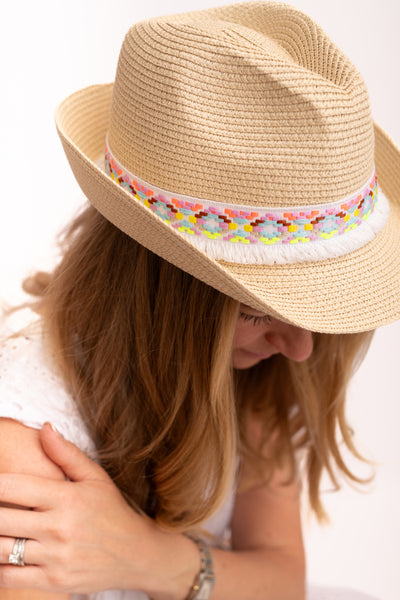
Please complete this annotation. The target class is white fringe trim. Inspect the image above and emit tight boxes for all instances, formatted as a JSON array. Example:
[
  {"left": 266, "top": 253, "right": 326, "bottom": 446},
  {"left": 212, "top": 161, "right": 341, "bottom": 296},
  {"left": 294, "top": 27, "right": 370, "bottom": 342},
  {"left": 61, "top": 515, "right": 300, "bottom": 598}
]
[{"left": 181, "top": 190, "right": 390, "bottom": 264}]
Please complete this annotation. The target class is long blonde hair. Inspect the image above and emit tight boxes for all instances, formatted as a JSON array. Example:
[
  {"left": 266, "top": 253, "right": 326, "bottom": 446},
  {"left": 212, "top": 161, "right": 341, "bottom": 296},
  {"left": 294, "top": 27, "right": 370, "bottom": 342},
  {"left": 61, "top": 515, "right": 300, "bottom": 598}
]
[{"left": 26, "top": 206, "right": 373, "bottom": 528}]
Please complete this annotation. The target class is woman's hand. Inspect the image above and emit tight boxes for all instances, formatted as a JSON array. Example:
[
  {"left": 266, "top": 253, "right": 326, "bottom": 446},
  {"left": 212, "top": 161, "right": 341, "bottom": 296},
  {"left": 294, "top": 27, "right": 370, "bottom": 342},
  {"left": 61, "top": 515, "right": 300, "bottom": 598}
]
[
  {"left": 0, "top": 418, "right": 305, "bottom": 600},
  {"left": 0, "top": 424, "right": 199, "bottom": 599}
]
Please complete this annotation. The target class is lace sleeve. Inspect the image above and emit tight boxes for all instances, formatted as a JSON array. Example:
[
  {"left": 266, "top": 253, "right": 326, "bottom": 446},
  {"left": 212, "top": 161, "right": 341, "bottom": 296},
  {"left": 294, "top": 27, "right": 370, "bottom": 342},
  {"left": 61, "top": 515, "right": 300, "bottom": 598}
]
[{"left": 0, "top": 319, "right": 96, "bottom": 456}]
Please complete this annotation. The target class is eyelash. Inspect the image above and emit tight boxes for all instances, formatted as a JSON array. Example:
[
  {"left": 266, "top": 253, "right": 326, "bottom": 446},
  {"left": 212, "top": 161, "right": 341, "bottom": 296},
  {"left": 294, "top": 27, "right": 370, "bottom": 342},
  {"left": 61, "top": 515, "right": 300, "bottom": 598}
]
[{"left": 239, "top": 312, "right": 272, "bottom": 326}]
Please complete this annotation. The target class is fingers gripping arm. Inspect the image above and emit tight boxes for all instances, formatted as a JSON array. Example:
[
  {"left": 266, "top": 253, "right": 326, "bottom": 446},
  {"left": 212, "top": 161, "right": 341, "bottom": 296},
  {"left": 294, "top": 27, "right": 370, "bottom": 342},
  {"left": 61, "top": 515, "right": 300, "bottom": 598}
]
[{"left": 0, "top": 418, "right": 70, "bottom": 600}]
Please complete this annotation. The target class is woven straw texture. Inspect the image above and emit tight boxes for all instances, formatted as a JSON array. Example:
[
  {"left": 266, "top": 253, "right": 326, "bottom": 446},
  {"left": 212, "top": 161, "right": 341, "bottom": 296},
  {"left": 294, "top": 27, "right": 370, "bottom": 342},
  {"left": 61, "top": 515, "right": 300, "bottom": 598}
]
[{"left": 55, "top": 1, "right": 400, "bottom": 333}]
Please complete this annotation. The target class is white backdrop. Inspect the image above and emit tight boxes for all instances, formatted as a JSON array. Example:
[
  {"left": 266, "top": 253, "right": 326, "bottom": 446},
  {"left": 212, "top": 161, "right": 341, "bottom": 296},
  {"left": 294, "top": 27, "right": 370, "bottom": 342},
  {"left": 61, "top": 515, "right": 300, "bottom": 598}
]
[{"left": 0, "top": 1, "right": 399, "bottom": 599}]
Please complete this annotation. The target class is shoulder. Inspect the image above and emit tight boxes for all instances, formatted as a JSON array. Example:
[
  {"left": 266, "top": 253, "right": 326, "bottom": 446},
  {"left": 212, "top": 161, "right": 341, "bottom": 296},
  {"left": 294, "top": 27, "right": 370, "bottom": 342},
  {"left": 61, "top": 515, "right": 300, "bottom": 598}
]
[
  {"left": 0, "top": 309, "right": 95, "bottom": 455},
  {"left": 0, "top": 418, "right": 65, "bottom": 480},
  {"left": 232, "top": 412, "right": 304, "bottom": 560},
  {"left": 239, "top": 411, "right": 298, "bottom": 488}
]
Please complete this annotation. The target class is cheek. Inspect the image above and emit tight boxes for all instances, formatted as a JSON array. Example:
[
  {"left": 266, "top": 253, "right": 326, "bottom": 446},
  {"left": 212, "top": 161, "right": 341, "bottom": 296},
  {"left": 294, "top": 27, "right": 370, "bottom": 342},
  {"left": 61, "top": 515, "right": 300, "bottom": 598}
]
[{"left": 232, "top": 322, "right": 260, "bottom": 349}]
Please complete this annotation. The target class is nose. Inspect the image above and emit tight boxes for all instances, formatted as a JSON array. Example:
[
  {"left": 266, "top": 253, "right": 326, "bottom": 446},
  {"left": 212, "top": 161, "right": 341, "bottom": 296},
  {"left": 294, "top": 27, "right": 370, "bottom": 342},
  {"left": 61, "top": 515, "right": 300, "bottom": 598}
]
[{"left": 265, "top": 322, "right": 313, "bottom": 362}]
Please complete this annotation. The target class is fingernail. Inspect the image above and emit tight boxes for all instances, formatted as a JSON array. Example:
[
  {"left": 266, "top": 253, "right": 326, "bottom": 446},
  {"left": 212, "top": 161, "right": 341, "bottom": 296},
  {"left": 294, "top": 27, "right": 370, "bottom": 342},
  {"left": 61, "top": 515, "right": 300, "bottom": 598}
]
[{"left": 44, "top": 422, "right": 60, "bottom": 435}]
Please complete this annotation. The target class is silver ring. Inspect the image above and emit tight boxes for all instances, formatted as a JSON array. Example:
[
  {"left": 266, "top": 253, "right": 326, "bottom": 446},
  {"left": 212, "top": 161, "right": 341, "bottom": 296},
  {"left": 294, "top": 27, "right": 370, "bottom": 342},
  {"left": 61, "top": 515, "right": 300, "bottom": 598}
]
[{"left": 8, "top": 537, "right": 27, "bottom": 566}]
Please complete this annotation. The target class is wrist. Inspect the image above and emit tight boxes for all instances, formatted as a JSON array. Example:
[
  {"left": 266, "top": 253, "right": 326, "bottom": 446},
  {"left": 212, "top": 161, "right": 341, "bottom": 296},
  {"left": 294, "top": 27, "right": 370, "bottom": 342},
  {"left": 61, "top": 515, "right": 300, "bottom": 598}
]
[
  {"left": 184, "top": 537, "right": 215, "bottom": 600},
  {"left": 141, "top": 522, "right": 201, "bottom": 600}
]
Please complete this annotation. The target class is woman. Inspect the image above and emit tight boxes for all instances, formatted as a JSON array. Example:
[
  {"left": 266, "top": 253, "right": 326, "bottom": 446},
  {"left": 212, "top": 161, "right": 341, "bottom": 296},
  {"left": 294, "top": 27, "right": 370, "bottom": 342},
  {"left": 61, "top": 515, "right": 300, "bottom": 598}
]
[{"left": 0, "top": 2, "right": 399, "bottom": 599}]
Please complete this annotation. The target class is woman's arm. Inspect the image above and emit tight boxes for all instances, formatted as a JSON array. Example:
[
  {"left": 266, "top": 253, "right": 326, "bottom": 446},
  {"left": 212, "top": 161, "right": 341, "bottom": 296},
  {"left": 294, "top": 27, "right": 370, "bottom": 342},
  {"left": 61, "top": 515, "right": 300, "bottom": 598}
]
[
  {"left": 208, "top": 416, "right": 305, "bottom": 600},
  {"left": 211, "top": 467, "right": 305, "bottom": 599},
  {"left": 137, "top": 467, "right": 305, "bottom": 600},
  {"left": 0, "top": 418, "right": 70, "bottom": 600},
  {"left": 0, "top": 591, "right": 68, "bottom": 600},
  {"left": 0, "top": 420, "right": 304, "bottom": 600}
]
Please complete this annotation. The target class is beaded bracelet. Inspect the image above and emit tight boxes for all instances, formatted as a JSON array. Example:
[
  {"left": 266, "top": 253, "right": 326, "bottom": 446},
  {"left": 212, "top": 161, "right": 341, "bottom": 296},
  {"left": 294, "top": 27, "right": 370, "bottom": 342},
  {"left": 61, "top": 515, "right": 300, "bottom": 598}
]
[{"left": 185, "top": 537, "right": 215, "bottom": 600}]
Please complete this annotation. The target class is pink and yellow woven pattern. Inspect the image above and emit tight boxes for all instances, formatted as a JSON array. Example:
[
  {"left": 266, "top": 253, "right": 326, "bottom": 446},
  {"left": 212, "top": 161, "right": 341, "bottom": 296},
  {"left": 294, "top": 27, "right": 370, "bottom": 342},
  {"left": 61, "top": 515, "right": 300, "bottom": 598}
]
[{"left": 105, "top": 146, "right": 378, "bottom": 246}]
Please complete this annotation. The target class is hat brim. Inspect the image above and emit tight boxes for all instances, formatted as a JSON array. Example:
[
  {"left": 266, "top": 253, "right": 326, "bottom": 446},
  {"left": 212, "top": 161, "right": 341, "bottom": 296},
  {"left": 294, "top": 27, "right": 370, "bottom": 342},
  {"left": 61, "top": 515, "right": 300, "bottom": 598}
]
[{"left": 55, "top": 83, "right": 400, "bottom": 333}]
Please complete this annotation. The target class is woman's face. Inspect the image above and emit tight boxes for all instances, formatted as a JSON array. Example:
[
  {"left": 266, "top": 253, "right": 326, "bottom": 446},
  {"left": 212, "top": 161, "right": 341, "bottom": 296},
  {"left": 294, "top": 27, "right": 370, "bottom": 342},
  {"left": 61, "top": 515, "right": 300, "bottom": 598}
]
[{"left": 231, "top": 304, "right": 314, "bottom": 369}]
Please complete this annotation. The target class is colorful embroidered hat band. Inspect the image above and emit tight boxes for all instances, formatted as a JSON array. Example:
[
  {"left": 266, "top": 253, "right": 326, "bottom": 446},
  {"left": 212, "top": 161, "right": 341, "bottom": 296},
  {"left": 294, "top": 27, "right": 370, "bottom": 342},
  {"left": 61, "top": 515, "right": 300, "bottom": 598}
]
[{"left": 105, "top": 142, "right": 390, "bottom": 265}]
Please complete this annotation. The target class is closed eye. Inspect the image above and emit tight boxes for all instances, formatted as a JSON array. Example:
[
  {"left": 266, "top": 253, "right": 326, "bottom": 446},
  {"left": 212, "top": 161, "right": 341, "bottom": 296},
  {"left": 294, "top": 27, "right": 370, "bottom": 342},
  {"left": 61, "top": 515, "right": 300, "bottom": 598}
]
[{"left": 239, "top": 312, "right": 272, "bottom": 326}]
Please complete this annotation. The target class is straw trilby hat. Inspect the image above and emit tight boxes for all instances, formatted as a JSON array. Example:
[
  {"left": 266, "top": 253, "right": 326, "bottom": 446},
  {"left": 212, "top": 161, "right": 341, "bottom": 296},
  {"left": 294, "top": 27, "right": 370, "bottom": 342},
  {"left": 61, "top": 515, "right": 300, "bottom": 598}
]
[{"left": 55, "top": 1, "right": 400, "bottom": 333}]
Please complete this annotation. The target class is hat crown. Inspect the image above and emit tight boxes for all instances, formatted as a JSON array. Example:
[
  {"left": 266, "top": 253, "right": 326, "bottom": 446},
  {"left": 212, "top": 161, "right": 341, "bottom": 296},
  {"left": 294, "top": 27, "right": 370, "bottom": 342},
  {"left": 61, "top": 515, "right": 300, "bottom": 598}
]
[{"left": 108, "top": 1, "right": 374, "bottom": 208}]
